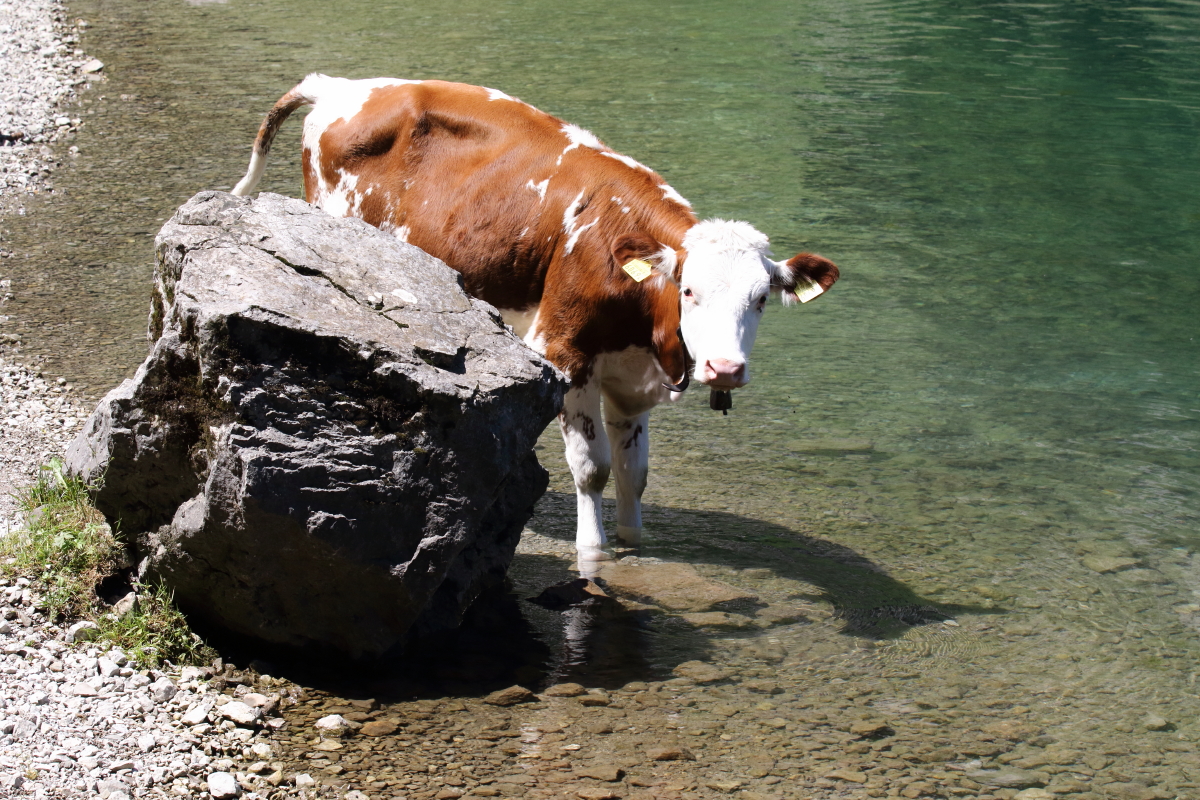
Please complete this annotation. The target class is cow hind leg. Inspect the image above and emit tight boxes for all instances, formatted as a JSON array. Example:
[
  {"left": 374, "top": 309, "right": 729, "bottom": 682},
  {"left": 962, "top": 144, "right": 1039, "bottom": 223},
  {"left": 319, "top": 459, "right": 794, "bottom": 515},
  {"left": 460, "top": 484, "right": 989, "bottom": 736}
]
[
  {"left": 559, "top": 382, "right": 611, "bottom": 560},
  {"left": 605, "top": 407, "right": 649, "bottom": 547}
]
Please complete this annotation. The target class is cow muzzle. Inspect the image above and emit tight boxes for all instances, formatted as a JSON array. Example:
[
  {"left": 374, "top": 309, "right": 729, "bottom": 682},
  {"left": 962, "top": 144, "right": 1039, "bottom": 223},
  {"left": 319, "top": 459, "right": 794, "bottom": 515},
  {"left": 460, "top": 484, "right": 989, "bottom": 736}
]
[{"left": 701, "top": 358, "right": 748, "bottom": 390}]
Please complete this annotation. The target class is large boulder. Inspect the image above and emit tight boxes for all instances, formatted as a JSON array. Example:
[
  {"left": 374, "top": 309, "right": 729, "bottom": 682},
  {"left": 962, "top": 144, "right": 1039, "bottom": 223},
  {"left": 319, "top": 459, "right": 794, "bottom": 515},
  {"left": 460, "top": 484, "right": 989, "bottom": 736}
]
[{"left": 66, "top": 191, "right": 566, "bottom": 659}]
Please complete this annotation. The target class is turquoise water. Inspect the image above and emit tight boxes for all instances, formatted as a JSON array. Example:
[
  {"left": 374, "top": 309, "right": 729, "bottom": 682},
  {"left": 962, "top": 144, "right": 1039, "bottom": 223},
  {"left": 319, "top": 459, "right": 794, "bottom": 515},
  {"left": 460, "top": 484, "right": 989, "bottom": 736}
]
[{"left": 4, "top": 0, "right": 1200, "bottom": 789}]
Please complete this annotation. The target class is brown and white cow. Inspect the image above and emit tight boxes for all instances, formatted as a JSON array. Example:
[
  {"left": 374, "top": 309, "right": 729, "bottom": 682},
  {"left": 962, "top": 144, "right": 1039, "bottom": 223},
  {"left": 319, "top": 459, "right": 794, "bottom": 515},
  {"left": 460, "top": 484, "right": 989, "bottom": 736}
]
[{"left": 232, "top": 74, "right": 839, "bottom": 561}]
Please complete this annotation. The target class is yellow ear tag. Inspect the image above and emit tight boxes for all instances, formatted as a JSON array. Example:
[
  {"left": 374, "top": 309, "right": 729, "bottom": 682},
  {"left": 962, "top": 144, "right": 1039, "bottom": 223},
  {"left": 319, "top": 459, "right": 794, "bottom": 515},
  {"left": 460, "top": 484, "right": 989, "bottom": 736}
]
[{"left": 622, "top": 259, "right": 654, "bottom": 282}]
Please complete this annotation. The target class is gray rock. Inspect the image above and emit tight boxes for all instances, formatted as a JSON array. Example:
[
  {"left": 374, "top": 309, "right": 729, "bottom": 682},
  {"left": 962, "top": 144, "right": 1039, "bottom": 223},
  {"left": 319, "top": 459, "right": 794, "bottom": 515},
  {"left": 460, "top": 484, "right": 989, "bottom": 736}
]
[
  {"left": 1142, "top": 714, "right": 1172, "bottom": 731},
  {"left": 965, "top": 769, "right": 1048, "bottom": 789},
  {"left": 111, "top": 592, "right": 138, "bottom": 618},
  {"left": 149, "top": 677, "right": 178, "bottom": 704},
  {"left": 180, "top": 698, "right": 214, "bottom": 726},
  {"left": 314, "top": 714, "right": 356, "bottom": 737},
  {"left": 65, "top": 620, "right": 98, "bottom": 642},
  {"left": 207, "top": 771, "right": 240, "bottom": 798},
  {"left": 96, "top": 779, "right": 128, "bottom": 799},
  {"left": 66, "top": 191, "right": 566, "bottom": 658},
  {"left": 218, "top": 700, "right": 262, "bottom": 726}
]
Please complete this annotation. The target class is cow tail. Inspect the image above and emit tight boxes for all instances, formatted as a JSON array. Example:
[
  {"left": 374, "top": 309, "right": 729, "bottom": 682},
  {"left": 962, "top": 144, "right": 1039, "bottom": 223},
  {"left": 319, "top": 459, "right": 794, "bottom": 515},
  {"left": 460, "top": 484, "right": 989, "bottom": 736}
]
[{"left": 230, "top": 77, "right": 321, "bottom": 196}]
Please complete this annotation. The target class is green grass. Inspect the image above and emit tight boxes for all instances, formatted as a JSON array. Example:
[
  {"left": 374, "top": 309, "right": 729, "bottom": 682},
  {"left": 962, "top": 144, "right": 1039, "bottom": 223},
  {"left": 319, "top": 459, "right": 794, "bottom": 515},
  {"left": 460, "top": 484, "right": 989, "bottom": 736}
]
[
  {"left": 99, "top": 582, "right": 215, "bottom": 667},
  {"left": 3, "top": 458, "right": 214, "bottom": 667}
]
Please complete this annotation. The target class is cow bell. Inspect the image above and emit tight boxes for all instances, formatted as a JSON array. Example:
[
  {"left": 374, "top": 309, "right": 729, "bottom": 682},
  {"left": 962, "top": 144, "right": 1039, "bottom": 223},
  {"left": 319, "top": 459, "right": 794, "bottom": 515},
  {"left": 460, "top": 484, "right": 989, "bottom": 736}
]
[{"left": 709, "top": 389, "right": 732, "bottom": 415}]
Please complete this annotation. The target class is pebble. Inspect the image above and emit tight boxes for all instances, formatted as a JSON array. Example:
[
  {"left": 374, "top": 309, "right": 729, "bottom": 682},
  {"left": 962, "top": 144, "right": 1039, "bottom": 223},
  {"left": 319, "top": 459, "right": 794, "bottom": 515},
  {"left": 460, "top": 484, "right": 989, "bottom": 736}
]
[
  {"left": 219, "top": 700, "right": 262, "bottom": 726},
  {"left": 1142, "top": 714, "right": 1172, "bottom": 731},
  {"left": 207, "top": 771, "right": 240, "bottom": 798},
  {"left": 966, "top": 768, "right": 1048, "bottom": 788},
  {"left": 483, "top": 684, "right": 536, "bottom": 706},
  {"left": 0, "top": 0, "right": 94, "bottom": 213},
  {"left": 0, "top": 350, "right": 299, "bottom": 797},
  {"left": 647, "top": 745, "right": 696, "bottom": 761}
]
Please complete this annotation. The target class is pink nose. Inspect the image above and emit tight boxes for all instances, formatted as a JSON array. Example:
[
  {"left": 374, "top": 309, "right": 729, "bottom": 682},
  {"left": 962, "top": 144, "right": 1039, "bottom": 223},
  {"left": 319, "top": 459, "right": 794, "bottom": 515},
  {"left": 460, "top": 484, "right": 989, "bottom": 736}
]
[{"left": 702, "top": 358, "right": 747, "bottom": 388}]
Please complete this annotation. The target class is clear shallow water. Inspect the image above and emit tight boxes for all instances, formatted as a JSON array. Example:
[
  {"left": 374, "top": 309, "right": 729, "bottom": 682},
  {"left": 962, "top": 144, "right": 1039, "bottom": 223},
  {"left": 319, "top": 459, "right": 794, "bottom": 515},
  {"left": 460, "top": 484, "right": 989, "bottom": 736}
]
[{"left": 4, "top": 0, "right": 1200, "bottom": 793}]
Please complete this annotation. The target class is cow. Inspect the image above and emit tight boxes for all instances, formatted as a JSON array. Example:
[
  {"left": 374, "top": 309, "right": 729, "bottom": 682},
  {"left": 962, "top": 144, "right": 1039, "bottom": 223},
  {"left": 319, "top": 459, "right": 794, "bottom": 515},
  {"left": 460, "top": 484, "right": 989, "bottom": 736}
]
[{"left": 232, "top": 74, "right": 839, "bottom": 561}]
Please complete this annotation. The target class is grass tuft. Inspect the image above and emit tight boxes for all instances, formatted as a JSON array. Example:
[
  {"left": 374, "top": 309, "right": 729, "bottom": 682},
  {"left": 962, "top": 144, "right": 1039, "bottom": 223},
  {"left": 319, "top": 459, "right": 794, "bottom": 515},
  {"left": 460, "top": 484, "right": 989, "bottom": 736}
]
[
  {"left": 3, "top": 458, "right": 122, "bottom": 620},
  {"left": 98, "top": 582, "right": 215, "bottom": 667},
  {"left": 3, "top": 458, "right": 214, "bottom": 667}
]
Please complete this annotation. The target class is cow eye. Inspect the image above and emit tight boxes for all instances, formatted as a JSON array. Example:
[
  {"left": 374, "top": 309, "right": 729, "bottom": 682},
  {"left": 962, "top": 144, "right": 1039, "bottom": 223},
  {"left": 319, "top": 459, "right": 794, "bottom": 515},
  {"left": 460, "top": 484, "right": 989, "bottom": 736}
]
[
  {"left": 756, "top": 294, "right": 768, "bottom": 310},
  {"left": 682, "top": 287, "right": 694, "bottom": 298}
]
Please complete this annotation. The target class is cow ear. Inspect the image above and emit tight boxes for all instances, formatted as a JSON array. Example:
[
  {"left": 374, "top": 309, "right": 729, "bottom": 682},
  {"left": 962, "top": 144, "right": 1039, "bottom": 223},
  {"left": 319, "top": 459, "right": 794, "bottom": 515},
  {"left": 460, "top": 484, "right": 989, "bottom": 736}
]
[
  {"left": 651, "top": 282, "right": 688, "bottom": 386},
  {"left": 771, "top": 252, "right": 840, "bottom": 306},
  {"left": 611, "top": 233, "right": 661, "bottom": 267}
]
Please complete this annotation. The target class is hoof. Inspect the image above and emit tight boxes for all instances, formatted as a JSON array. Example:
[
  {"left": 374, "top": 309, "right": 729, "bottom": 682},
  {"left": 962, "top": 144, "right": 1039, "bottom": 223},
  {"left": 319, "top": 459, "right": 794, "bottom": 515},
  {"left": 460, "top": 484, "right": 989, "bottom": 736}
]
[
  {"left": 615, "top": 525, "right": 642, "bottom": 546},
  {"left": 576, "top": 546, "right": 613, "bottom": 563}
]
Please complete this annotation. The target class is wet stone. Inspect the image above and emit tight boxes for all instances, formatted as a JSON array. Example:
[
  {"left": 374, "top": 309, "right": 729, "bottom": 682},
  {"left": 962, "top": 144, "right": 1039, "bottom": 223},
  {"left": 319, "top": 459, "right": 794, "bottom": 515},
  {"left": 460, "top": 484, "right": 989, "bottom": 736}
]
[
  {"left": 1082, "top": 555, "right": 1142, "bottom": 574},
  {"left": 576, "top": 789, "right": 621, "bottom": 800},
  {"left": 966, "top": 769, "right": 1048, "bottom": 788},
  {"left": 597, "top": 562, "right": 757, "bottom": 612},
  {"left": 484, "top": 685, "right": 537, "bottom": 706},
  {"left": 826, "top": 769, "right": 868, "bottom": 784},
  {"left": 705, "top": 779, "right": 744, "bottom": 792},
  {"left": 754, "top": 604, "right": 810, "bottom": 625},
  {"left": 1014, "top": 790, "right": 1055, "bottom": 800},
  {"left": 360, "top": 719, "right": 400, "bottom": 736},
  {"left": 574, "top": 765, "right": 624, "bottom": 781},
  {"left": 646, "top": 745, "right": 696, "bottom": 761},
  {"left": 849, "top": 719, "right": 893, "bottom": 738},
  {"left": 671, "top": 661, "right": 732, "bottom": 683},
  {"left": 543, "top": 683, "right": 588, "bottom": 697},
  {"left": 741, "top": 679, "right": 783, "bottom": 694},
  {"left": 1141, "top": 715, "right": 1171, "bottom": 731},
  {"left": 681, "top": 611, "right": 758, "bottom": 629}
]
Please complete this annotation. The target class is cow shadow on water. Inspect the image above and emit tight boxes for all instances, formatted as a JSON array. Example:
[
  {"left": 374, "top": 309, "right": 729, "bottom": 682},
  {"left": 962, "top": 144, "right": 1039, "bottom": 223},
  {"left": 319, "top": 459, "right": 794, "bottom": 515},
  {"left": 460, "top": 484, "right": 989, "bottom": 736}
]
[
  {"left": 206, "top": 491, "right": 997, "bottom": 700},
  {"left": 502, "top": 491, "right": 1000, "bottom": 692}
]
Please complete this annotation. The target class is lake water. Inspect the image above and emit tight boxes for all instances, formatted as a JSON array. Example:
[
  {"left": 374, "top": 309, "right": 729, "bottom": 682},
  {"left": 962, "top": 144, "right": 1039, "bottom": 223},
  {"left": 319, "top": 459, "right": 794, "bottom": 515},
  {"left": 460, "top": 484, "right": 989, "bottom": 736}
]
[{"left": 4, "top": 0, "right": 1199, "bottom": 796}]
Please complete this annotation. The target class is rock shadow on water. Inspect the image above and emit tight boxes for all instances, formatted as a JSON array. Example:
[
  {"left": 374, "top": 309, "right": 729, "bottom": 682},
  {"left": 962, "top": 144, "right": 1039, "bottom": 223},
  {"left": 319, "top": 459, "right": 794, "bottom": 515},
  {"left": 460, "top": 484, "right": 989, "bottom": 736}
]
[
  {"left": 189, "top": 585, "right": 557, "bottom": 701},
  {"left": 192, "top": 485, "right": 998, "bottom": 700}
]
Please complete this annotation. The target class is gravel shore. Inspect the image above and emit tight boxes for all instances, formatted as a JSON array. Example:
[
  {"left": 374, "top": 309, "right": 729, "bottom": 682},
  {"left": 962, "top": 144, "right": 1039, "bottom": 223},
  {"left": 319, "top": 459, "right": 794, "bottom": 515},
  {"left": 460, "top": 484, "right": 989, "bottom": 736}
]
[
  {"left": 0, "top": 0, "right": 99, "bottom": 217},
  {"left": 0, "top": 3, "right": 307, "bottom": 799}
]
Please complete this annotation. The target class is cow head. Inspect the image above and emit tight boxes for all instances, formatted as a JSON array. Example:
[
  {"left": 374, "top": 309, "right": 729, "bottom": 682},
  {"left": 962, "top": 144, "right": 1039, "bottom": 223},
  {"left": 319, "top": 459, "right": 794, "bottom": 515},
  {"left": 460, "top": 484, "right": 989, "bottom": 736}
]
[{"left": 677, "top": 220, "right": 839, "bottom": 390}]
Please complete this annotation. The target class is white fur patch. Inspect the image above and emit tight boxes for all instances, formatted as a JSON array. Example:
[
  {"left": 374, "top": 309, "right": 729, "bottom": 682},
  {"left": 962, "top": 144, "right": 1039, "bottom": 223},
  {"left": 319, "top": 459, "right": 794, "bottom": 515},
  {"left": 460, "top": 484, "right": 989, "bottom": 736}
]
[
  {"left": 602, "top": 151, "right": 651, "bottom": 172},
  {"left": 300, "top": 75, "right": 418, "bottom": 218},
  {"left": 682, "top": 219, "right": 771, "bottom": 254},
  {"left": 652, "top": 244, "right": 678, "bottom": 279},
  {"left": 319, "top": 168, "right": 360, "bottom": 217},
  {"left": 660, "top": 183, "right": 692, "bottom": 208},
  {"left": 565, "top": 217, "right": 599, "bottom": 255},
  {"left": 527, "top": 178, "right": 549, "bottom": 201},
  {"left": 562, "top": 123, "right": 603, "bottom": 153},
  {"left": 299, "top": 74, "right": 417, "bottom": 131},
  {"left": 231, "top": 150, "right": 265, "bottom": 196},
  {"left": 486, "top": 87, "right": 516, "bottom": 102},
  {"left": 561, "top": 189, "right": 586, "bottom": 233},
  {"left": 393, "top": 224, "right": 411, "bottom": 243},
  {"left": 500, "top": 305, "right": 545, "bottom": 352}
]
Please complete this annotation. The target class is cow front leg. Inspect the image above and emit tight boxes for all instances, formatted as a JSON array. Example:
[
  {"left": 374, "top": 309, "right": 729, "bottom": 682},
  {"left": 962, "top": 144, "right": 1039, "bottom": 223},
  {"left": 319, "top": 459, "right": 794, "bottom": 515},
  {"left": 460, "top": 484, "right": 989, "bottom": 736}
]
[
  {"left": 559, "top": 382, "right": 611, "bottom": 560},
  {"left": 606, "top": 409, "right": 649, "bottom": 547}
]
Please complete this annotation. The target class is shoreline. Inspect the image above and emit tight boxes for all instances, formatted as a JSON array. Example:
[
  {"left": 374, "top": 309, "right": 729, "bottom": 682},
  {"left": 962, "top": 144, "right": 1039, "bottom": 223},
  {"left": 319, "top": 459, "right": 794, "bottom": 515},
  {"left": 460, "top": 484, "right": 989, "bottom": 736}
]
[
  {"left": 0, "top": 0, "right": 102, "bottom": 573},
  {"left": 0, "top": 4, "right": 312, "bottom": 799}
]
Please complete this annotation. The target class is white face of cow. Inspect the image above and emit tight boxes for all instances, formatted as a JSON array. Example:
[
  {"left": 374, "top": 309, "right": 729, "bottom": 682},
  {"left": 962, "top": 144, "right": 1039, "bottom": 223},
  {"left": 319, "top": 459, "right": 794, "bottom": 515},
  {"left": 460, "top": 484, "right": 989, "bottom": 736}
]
[{"left": 677, "top": 220, "right": 783, "bottom": 390}]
